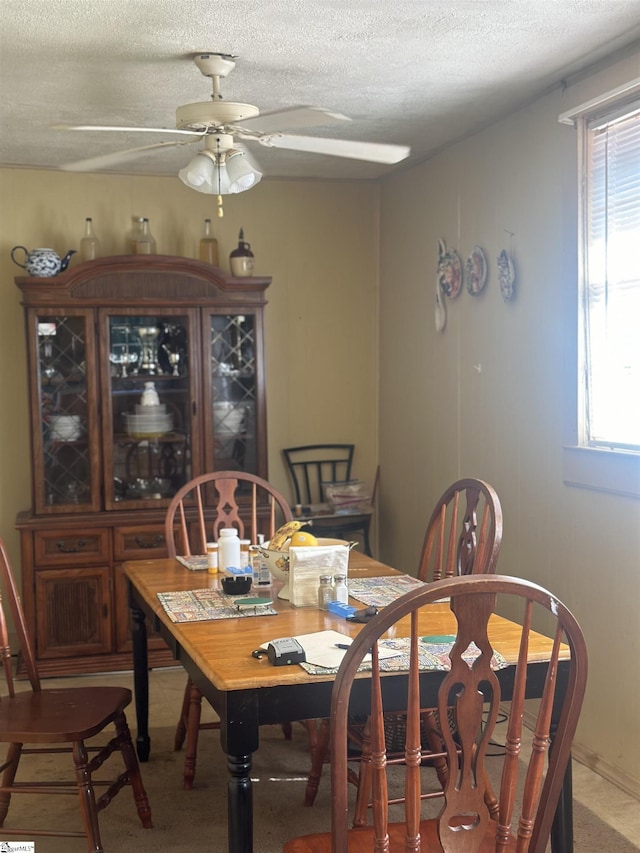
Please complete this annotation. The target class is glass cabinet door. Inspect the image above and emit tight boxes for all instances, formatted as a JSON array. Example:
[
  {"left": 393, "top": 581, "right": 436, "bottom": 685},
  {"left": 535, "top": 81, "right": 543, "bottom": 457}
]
[
  {"left": 32, "top": 311, "right": 99, "bottom": 514},
  {"left": 101, "top": 310, "right": 199, "bottom": 509},
  {"left": 207, "top": 313, "right": 260, "bottom": 475}
]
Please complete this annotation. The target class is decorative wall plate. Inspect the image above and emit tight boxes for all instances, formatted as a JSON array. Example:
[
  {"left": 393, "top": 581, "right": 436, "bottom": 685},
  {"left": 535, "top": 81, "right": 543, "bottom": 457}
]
[
  {"left": 466, "top": 245, "right": 488, "bottom": 295},
  {"left": 435, "top": 279, "right": 447, "bottom": 332},
  {"left": 497, "top": 249, "right": 515, "bottom": 301},
  {"left": 437, "top": 240, "right": 463, "bottom": 299}
]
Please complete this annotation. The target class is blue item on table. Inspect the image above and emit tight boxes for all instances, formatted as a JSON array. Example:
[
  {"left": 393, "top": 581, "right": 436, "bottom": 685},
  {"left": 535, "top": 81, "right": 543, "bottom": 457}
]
[{"left": 327, "top": 601, "right": 357, "bottom": 618}]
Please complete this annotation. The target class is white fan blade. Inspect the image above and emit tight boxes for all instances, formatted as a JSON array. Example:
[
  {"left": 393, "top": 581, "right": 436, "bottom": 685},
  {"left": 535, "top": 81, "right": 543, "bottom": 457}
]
[
  {"left": 54, "top": 124, "right": 203, "bottom": 137},
  {"left": 236, "top": 106, "right": 350, "bottom": 134},
  {"left": 60, "top": 139, "right": 197, "bottom": 172},
  {"left": 257, "top": 133, "right": 410, "bottom": 164}
]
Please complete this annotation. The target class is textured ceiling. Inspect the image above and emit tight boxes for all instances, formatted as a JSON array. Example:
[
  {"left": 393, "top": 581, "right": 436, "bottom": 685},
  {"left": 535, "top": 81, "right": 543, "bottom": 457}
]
[{"left": 1, "top": 0, "right": 639, "bottom": 182}]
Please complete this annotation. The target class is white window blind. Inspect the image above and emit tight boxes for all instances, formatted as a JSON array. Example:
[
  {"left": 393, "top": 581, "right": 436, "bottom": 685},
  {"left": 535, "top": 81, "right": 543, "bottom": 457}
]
[{"left": 583, "top": 101, "right": 640, "bottom": 450}]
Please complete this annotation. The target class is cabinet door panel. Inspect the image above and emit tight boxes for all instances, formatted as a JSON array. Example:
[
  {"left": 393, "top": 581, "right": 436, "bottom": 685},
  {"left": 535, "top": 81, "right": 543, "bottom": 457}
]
[
  {"left": 28, "top": 310, "right": 101, "bottom": 514},
  {"left": 99, "top": 308, "right": 201, "bottom": 510},
  {"left": 203, "top": 310, "right": 267, "bottom": 479},
  {"left": 34, "top": 567, "right": 112, "bottom": 658}
]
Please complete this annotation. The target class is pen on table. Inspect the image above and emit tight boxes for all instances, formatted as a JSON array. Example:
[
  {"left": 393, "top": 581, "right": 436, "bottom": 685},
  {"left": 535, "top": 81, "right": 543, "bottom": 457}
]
[{"left": 335, "top": 643, "right": 351, "bottom": 650}]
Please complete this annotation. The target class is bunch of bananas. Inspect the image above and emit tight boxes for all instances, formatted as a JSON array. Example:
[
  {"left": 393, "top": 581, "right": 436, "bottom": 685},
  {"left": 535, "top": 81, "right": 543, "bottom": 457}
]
[{"left": 269, "top": 520, "right": 312, "bottom": 550}]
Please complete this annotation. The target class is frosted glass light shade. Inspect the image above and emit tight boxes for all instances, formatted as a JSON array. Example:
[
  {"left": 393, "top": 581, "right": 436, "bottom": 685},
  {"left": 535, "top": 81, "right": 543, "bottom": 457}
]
[
  {"left": 178, "top": 148, "right": 262, "bottom": 195},
  {"left": 226, "top": 151, "right": 263, "bottom": 193},
  {"left": 178, "top": 153, "right": 215, "bottom": 190}
]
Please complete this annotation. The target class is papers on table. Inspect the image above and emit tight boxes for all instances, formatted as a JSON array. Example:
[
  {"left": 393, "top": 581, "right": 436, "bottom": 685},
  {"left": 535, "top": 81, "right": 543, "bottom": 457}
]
[
  {"left": 157, "top": 589, "right": 276, "bottom": 622},
  {"left": 261, "top": 629, "right": 402, "bottom": 670}
]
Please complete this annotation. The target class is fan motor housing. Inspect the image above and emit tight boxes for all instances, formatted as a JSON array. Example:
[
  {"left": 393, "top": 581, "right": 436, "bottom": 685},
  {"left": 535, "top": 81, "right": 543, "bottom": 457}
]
[{"left": 176, "top": 101, "right": 260, "bottom": 130}]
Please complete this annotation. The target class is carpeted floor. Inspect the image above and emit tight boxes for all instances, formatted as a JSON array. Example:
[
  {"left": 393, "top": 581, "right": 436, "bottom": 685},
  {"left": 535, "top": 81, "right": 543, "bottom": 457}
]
[{"left": 1, "top": 720, "right": 638, "bottom": 852}]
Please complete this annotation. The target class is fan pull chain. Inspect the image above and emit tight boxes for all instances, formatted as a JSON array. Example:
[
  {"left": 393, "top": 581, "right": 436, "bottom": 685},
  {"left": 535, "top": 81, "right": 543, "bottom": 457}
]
[{"left": 216, "top": 138, "right": 224, "bottom": 217}]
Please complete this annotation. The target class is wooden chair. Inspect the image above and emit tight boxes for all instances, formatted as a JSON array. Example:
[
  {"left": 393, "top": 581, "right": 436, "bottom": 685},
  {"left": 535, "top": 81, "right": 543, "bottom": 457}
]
[
  {"left": 283, "top": 574, "right": 588, "bottom": 853},
  {"left": 415, "top": 478, "right": 503, "bottom": 582},
  {"left": 164, "top": 471, "right": 293, "bottom": 790},
  {"left": 282, "top": 444, "right": 377, "bottom": 556},
  {"left": 0, "top": 537, "right": 152, "bottom": 851},
  {"left": 304, "top": 478, "right": 503, "bottom": 808}
]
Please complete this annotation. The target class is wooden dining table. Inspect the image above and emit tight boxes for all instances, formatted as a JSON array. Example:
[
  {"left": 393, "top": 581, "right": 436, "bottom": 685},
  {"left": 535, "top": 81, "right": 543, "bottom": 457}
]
[{"left": 124, "top": 552, "right": 574, "bottom": 853}]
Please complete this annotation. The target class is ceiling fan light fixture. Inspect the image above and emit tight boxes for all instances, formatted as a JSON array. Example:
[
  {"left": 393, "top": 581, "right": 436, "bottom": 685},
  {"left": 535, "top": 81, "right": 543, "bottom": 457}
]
[
  {"left": 178, "top": 146, "right": 261, "bottom": 196},
  {"left": 178, "top": 151, "right": 215, "bottom": 190},
  {"left": 225, "top": 150, "right": 262, "bottom": 193}
]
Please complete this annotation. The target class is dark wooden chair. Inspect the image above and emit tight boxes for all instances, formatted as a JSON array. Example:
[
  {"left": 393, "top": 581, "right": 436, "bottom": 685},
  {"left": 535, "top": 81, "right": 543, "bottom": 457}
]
[
  {"left": 282, "top": 444, "right": 377, "bottom": 556},
  {"left": 0, "top": 537, "right": 152, "bottom": 851},
  {"left": 283, "top": 574, "right": 588, "bottom": 853},
  {"left": 165, "top": 471, "right": 293, "bottom": 790},
  {"left": 304, "top": 478, "right": 503, "bottom": 809}
]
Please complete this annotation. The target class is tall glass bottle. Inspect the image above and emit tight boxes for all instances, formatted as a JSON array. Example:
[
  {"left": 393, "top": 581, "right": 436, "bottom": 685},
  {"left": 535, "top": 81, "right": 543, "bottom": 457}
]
[
  {"left": 80, "top": 217, "right": 100, "bottom": 261},
  {"left": 199, "top": 218, "right": 219, "bottom": 266},
  {"left": 129, "top": 216, "right": 144, "bottom": 253},
  {"left": 135, "top": 218, "right": 157, "bottom": 255}
]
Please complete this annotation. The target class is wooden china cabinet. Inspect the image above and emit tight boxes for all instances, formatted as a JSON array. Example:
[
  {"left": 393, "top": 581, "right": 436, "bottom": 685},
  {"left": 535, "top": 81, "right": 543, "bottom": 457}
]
[{"left": 15, "top": 255, "right": 271, "bottom": 676}]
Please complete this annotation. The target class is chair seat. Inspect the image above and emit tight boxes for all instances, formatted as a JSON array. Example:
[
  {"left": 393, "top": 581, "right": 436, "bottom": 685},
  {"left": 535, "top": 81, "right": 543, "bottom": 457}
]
[
  {"left": 283, "top": 818, "right": 516, "bottom": 852},
  {"left": 298, "top": 511, "right": 373, "bottom": 556},
  {"left": 0, "top": 686, "right": 131, "bottom": 742}
]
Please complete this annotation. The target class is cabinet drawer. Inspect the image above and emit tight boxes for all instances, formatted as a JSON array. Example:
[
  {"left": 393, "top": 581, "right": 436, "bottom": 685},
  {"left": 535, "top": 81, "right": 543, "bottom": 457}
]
[
  {"left": 33, "top": 528, "right": 110, "bottom": 567},
  {"left": 114, "top": 525, "right": 168, "bottom": 560}
]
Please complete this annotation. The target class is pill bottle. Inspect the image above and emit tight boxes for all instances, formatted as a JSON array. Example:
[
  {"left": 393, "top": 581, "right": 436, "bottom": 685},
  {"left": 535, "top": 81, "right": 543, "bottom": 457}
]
[
  {"left": 218, "top": 528, "right": 241, "bottom": 572},
  {"left": 239, "top": 539, "right": 251, "bottom": 573},
  {"left": 206, "top": 542, "right": 219, "bottom": 574}
]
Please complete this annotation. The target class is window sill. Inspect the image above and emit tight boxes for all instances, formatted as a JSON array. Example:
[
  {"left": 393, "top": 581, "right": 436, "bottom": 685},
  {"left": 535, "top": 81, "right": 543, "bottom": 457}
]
[{"left": 563, "top": 446, "right": 640, "bottom": 499}]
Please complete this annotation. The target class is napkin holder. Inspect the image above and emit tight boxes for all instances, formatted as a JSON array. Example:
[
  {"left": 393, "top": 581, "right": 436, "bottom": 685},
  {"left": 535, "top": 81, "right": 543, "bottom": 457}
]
[{"left": 289, "top": 545, "right": 350, "bottom": 607}]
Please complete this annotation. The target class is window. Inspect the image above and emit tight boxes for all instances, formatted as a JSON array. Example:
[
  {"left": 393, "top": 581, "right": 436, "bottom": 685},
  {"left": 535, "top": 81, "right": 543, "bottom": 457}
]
[
  {"left": 582, "top": 100, "right": 640, "bottom": 451},
  {"left": 559, "top": 80, "right": 640, "bottom": 497}
]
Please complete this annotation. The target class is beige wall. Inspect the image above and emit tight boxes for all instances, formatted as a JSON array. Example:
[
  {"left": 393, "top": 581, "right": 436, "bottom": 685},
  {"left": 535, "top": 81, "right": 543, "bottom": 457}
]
[
  {"left": 0, "top": 171, "right": 380, "bottom": 560},
  {"left": 379, "top": 50, "right": 640, "bottom": 794}
]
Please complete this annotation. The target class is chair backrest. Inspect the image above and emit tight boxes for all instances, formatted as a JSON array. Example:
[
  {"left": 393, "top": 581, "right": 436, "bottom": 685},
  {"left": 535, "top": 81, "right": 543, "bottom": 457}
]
[
  {"left": 164, "top": 471, "right": 293, "bottom": 557},
  {"left": 417, "top": 478, "right": 503, "bottom": 581},
  {"left": 0, "top": 538, "right": 40, "bottom": 694},
  {"left": 329, "top": 574, "right": 588, "bottom": 853},
  {"left": 282, "top": 444, "right": 355, "bottom": 505}
]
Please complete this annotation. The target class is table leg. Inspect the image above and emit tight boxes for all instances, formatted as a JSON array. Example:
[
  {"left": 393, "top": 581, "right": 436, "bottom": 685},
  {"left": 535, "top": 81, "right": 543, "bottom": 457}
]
[
  {"left": 130, "top": 596, "right": 150, "bottom": 762},
  {"left": 220, "top": 695, "right": 259, "bottom": 853},
  {"left": 551, "top": 756, "right": 574, "bottom": 853},
  {"left": 550, "top": 666, "right": 573, "bottom": 853},
  {"left": 227, "top": 753, "right": 253, "bottom": 853}
]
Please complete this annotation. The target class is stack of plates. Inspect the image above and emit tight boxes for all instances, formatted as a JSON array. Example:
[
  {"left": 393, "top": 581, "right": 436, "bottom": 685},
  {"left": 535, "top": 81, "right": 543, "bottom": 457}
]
[{"left": 124, "top": 404, "right": 173, "bottom": 438}]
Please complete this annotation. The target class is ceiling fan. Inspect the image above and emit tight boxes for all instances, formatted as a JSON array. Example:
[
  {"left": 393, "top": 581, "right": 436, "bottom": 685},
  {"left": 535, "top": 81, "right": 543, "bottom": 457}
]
[{"left": 56, "top": 52, "right": 410, "bottom": 213}]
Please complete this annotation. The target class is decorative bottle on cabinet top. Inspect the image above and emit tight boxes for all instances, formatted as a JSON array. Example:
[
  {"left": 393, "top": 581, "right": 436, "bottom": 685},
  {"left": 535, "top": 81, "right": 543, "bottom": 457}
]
[
  {"left": 229, "top": 228, "right": 254, "bottom": 277},
  {"left": 134, "top": 218, "right": 157, "bottom": 255},
  {"left": 80, "top": 217, "right": 100, "bottom": 261},
  {"left": 128, "top": 217, "right": 144, "bottom": 253},
  {"left": 199, "top": 218, "right": 219, "bottom": 266}
]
